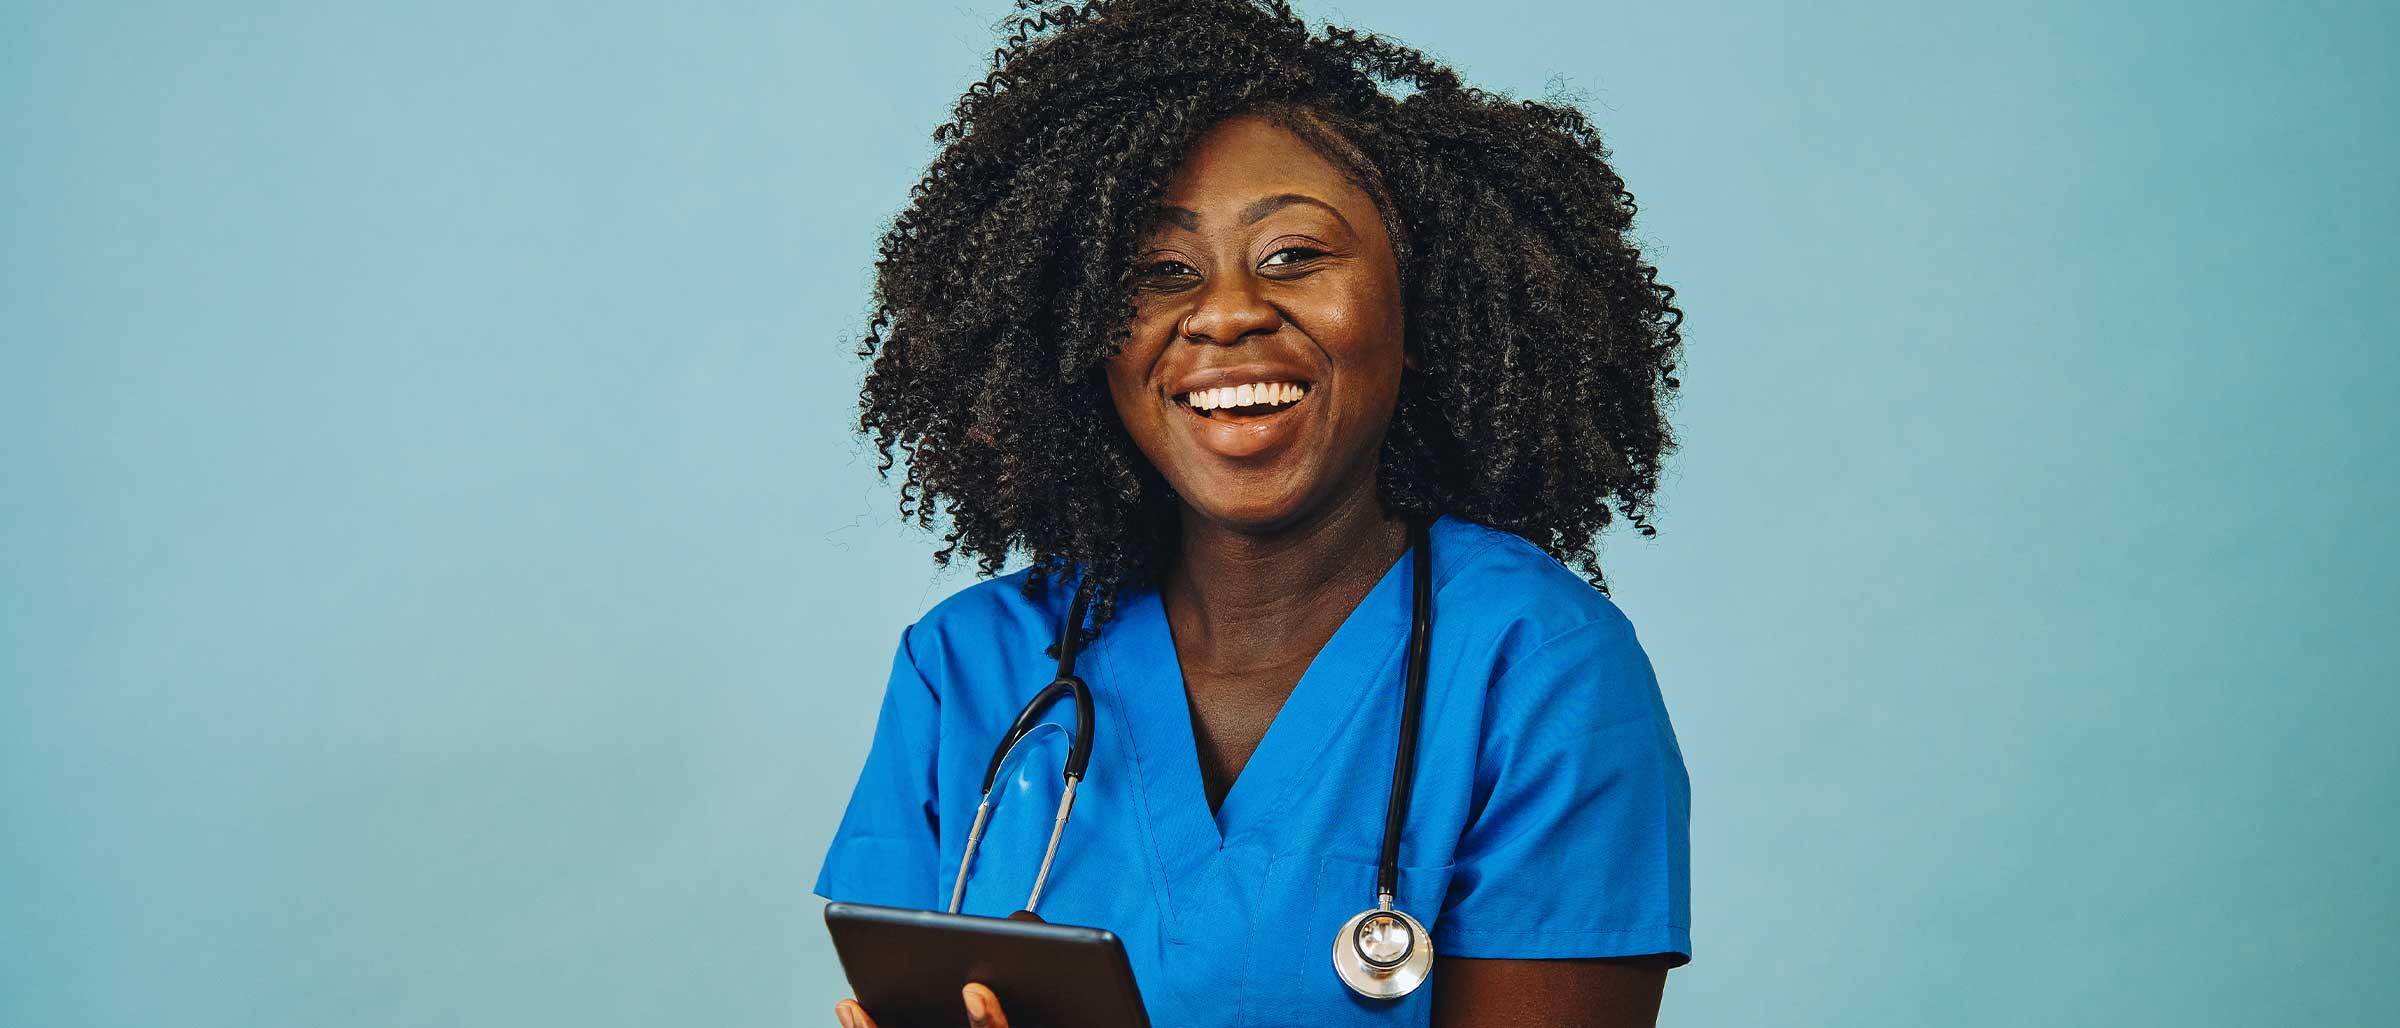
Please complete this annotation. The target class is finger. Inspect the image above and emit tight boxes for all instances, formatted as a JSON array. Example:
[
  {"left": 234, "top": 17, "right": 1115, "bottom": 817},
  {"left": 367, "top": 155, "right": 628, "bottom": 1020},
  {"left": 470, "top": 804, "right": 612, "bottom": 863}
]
[
  {"left": 962, "top": 982, "right": 1009, "bottom": 1028},
  {"left": 833, "top": 998, "right": 877, "bottom": 1028}
]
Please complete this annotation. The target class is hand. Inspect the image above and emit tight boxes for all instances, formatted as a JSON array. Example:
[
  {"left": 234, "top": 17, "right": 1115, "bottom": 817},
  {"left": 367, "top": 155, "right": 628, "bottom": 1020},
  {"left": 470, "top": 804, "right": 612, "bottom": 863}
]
[{"left": 833, "top": 983, "right": 1010, "bottom": 1028}]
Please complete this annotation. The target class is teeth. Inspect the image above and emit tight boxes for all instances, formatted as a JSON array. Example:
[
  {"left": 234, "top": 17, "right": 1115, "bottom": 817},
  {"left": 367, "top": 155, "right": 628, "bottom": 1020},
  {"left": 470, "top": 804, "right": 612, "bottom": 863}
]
[{"left": 1184, "top": 381, "right": 1307, "bottom": 412}]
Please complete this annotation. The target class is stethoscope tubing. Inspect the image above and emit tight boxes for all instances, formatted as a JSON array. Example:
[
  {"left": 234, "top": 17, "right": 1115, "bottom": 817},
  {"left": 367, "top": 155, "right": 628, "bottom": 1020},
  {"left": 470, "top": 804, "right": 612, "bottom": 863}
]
[
  {"left": 1375, "top": 521, "right": 1433, "bottom": 906},
  {"left": 948, "top": 580, "right": 1096, "bottom": 916},
  {"left": 948, "top": 522, "right": 1436, "bottom": 998}
]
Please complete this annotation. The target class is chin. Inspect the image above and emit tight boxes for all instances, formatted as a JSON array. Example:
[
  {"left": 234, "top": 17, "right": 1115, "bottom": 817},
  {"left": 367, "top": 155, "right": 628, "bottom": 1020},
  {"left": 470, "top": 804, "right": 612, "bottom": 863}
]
[{"left": 1180, "top": 478, "right": 1319, "bottom": 535}]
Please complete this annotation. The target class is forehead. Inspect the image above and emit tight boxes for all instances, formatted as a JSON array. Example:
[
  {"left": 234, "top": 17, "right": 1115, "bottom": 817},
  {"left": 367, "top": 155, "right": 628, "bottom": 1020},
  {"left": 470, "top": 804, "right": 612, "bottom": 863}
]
[{"left": 1155, "top": 114, "right": 1374, "bottom": 218}]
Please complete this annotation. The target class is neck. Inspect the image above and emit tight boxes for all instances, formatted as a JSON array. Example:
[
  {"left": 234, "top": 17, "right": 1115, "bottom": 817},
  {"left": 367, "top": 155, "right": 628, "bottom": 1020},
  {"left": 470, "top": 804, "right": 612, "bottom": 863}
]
[{"left": 1161, "top": 481, "right": 1413, "bottom": 658}]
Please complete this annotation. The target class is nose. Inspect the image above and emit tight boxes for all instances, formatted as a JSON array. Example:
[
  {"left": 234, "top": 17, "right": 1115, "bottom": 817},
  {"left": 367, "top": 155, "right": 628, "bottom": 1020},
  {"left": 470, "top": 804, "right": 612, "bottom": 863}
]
[{"left": 1178, "top": 272, "right": 1281, "bottom": 345}]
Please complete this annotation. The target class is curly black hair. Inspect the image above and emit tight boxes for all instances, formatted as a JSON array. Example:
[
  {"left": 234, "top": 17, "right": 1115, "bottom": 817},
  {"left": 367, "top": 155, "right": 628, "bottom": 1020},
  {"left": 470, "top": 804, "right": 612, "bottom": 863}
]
[{"left": 856, "top": 0, "right": 1684, "bottom": 623}]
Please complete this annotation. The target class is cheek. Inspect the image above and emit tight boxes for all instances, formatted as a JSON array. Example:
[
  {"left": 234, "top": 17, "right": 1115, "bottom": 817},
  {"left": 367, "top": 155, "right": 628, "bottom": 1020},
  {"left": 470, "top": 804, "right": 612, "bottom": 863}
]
[
  {"left": 1101, "top": 338, "right": 1169, "bottom": 437},
  {"left": 1111, "top": 303, "right": 1179, "bottom": 374},
  {"left": 1309, "top": 287, "right": 1407, "bottom": 387},
  {"left": 1102, "top": 355, "right": 1140, "bottom": 406},
  {"left": 1307, "top": 292, "right": 1407, "bottom": 449}
]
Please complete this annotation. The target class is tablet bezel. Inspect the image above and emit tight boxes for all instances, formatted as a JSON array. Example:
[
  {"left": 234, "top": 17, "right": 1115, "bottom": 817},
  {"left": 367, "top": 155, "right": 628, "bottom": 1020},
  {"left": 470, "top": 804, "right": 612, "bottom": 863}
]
[{"left": 824, "top": 901, "right": 1153, "bottom": 1028}]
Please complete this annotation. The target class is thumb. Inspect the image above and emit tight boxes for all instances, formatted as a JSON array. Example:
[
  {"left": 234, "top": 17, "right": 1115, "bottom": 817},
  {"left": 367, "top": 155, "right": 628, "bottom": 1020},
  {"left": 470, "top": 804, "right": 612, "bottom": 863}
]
[
  {"left": 962, "top": 982, "right": 1009, "bottom": 1028},
  {"left": 833, "top": 998, "right": 877, "bottom": 1028}
]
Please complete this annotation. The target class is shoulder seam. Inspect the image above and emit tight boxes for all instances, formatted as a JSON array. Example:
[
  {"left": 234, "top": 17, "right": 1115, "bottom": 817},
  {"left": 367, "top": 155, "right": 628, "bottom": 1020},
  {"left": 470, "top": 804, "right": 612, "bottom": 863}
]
[
  {"left": 1487, "top": 616, "right": 1655, "bottom": 733},
  {"left": 1521, "top": 603, "right": 1635, "bottom": 659},
  {"left": 894, "top": 622, "right": 942, "bottom": 701},
  {"left": 1434, "top": 524, "right": 1521, "bottom": 592}
]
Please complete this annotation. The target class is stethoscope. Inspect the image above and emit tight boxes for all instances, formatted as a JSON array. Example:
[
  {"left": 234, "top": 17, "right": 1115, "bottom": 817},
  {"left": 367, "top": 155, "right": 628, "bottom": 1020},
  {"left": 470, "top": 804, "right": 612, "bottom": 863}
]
[{"left": 946, "top": 521, "right": 1438, "bottom": 1000}]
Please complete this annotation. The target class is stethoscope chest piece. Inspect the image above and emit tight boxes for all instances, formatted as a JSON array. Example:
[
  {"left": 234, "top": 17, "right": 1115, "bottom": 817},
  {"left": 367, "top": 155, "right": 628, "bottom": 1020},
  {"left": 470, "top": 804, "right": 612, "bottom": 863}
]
[{"left": 1332, "top": 903, "right": 1433, "bottom": 999}]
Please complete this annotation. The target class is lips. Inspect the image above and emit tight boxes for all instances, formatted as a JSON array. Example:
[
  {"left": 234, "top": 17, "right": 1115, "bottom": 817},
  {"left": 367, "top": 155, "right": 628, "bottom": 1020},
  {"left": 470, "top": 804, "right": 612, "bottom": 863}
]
[{"left": 1164, "top": 372, "right": 1316, "bottom": 460}]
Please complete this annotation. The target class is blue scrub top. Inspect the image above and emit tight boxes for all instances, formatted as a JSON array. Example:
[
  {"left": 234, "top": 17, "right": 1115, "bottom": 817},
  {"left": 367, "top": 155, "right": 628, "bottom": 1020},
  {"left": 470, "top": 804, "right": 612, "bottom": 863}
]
[{"left": 814, "top": 516, "right": 1691, "bottom": 1026}]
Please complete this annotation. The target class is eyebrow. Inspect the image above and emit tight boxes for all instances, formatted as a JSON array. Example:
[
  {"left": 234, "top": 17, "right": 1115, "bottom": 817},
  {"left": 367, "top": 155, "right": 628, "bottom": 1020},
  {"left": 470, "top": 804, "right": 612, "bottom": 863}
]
[{"left": 1155, "top": 192, "right": 1353, "bottom": 233}]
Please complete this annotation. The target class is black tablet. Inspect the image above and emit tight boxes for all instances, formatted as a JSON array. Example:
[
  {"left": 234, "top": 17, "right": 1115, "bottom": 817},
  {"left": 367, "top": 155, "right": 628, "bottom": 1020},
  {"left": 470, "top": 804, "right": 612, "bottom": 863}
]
[{"left": 823, "top": 902, "right": 1152, "bottom": 1028}]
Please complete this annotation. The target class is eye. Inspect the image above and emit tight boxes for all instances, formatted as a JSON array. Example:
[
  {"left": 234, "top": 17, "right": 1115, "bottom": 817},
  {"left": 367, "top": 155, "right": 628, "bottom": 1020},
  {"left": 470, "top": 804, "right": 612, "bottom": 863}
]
[
  {"left": 1261, "top": 246, "right": 1327, "bottom": 269},
  {"left": 1134, "top": 258, "right": 1198, "bottom": 286}
]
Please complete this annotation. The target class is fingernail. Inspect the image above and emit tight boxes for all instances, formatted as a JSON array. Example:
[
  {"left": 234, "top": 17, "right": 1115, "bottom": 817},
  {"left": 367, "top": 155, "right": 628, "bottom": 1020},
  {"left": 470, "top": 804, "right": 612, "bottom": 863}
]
[
  {"left": 834, "top": 1002, "right": 857, "bottom": 1028},
  {"left": 963, "top": 986, "right": 989, "bottom": 1027}
]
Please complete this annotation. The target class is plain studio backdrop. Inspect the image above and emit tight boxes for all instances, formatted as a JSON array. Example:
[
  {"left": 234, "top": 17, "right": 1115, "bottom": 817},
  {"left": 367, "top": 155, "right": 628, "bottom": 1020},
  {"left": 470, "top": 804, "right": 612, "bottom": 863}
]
[{"left": 3, "top": 1, "right": 2393, "bottom": 1025}]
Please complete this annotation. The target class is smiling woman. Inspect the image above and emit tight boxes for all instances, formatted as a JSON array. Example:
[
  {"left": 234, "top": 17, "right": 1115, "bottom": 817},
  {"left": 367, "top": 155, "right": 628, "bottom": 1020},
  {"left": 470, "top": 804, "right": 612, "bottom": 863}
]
[
  {"left": 820, "top": 2, "right": 1690, "bottom": 1026},
  {"left": 1108, "top": 114, "right": 1412, "bottom": 533}
]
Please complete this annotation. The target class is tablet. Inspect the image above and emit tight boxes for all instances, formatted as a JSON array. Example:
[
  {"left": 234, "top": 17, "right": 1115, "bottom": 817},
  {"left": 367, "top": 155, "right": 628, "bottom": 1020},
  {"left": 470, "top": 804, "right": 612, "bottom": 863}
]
[{"left": 824, "top": 902, "right": 1152, "bottom": 1028}]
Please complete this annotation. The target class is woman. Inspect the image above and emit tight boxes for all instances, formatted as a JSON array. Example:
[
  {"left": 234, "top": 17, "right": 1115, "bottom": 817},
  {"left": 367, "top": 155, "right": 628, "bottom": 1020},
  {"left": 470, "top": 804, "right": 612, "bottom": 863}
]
[{"left": 816, "top": 2, "right": 1690, "bottom": 1025}]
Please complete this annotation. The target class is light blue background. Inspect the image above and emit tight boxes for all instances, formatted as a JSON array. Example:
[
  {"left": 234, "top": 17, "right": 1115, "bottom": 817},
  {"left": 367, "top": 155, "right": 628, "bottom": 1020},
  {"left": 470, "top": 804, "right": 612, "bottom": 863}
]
[{"left": 4, "top": 1, "right": 2393, "bottom": 1025}]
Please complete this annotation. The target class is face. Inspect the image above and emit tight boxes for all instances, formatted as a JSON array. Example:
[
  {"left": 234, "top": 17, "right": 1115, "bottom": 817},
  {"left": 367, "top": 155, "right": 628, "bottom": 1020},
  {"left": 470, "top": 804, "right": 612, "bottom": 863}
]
[{"left": 1104, "top": 113, "right": 1407, "bottom": 536}]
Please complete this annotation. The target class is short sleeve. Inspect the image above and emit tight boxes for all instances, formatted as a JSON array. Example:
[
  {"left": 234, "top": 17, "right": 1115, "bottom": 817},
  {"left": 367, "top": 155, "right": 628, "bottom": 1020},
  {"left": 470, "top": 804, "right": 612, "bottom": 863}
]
[
  {"left": 811, "top": 625, "right": 944, "bottom": 908},
  {"left": 1437, "top": 617, "right": 1692, "bottom": 964}
]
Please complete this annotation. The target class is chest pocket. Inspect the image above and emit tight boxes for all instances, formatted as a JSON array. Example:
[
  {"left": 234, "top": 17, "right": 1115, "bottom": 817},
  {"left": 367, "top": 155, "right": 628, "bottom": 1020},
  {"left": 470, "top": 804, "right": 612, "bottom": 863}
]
[{"left": 1240, "top": 855, "right": 1456, "bottom": 1027}]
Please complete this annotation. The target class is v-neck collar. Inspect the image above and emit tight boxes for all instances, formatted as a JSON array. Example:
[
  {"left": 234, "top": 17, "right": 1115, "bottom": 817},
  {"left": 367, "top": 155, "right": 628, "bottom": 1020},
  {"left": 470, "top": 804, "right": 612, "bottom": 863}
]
[{"left": 1094, "top": 537, "right": 1420, "bottom": 924}]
